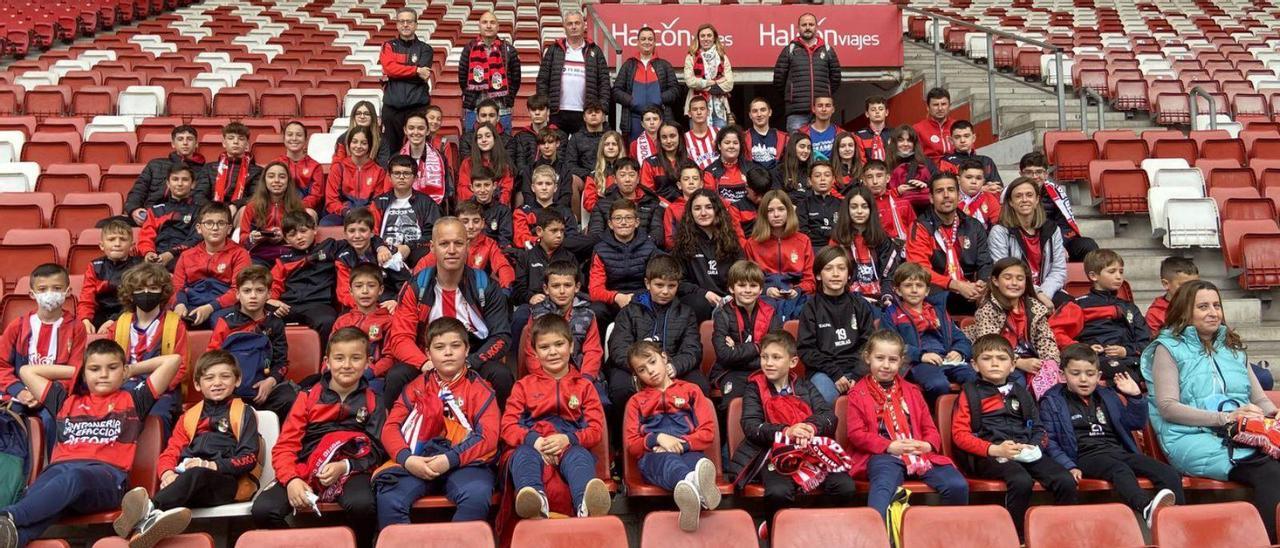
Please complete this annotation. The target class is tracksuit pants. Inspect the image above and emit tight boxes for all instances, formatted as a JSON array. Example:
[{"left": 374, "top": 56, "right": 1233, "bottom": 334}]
[
  {"left": 3, "top": 462, "right": 126, "bottom": 546},
  {"left": 152, "top": 467, "right": 240, "bottom": 510},
  {"left": 251, "top": 473, "right": 375, "bottom": 540},
  {"left": 374, "top": 465, "right": 495, "bottom": 529},
  {"left": 509, "top": 444, "right": 596, "bottom": 510},
  {"left": 637, "top": 451, "right": 705, "bottom": 491},
  {"left": 1076, "top": 449, "right": 1185, "bottom": 512},
  {"left": 761, "top": 466, "right": 856, "bottom": 511},
  {"left": 865, "top": 454, "right": 969, "bottom": 518},
  {"left": 972, "top": 456, "right": 1078, "bottom": 532},
  {"left": 906, "top": 363, "right": 979, "bottom": 402}
]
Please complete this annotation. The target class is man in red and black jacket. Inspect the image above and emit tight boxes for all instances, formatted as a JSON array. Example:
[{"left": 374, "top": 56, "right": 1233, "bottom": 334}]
[
  {"left": 380, "top": 7, "right": 435, "bottom": 153},
  {"left": 904, "top": 172, "right": 991, "bottom": 316},
  {"left": 457, "top": 10, "right": 521, "bottom": 132},
  {"left": 913, "top": 87, "right": 957, "bottom": 163}
]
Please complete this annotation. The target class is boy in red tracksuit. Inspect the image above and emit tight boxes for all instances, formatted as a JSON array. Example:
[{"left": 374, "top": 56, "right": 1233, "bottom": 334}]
[
  {"left": 137, "top": 164, "right": 202, "bottom": 269},
  {"left": 374, "top": 317, "right": 499, "bottom": 528},
  {"left": 624, "top": 340, "right": 721, "bottom": 532},
  {"left": 502, "top": 314, "right": 611, "bottom": 520},
  {"left": 710, "top": 261, "right": 781, "bottom": 404},
  {"left": 0, "top": 263, "right": 87, "bottom": 409},
  {"left": 250, "top": 328, "right": 385, "bottom": 540},
  {"left": 1147, "top": 257, "right": 1198, "bottom": 335},
  {"left": 211, "top": 265, "right": 296, "bottom": 421},
  {"left": 333, "top": 265, "right": 395, "bottom": 398},
  {"left": 414, "top": 201, "right": 516, "bottom": 287},
  {"left": 79, "top": 219, "right": 143, "bottom": 332},
  {"left": 269, "top": 211, "right": 342, "bottom": 350},
  {"left": 861, "top": 160, "right": 915, "bottom": 242},
  {"left": 196, "top": 122, "right": 262, "bottom": 215},
  {"left": 955, "top": 158, "right": 1001, "bottom": 229},
  {"left": 519, "top": 261, "right": 603, "bottom": 382},
  {"left": 172, "top": 202, "right": 251, "bottom": 328},
  {"left": 335, "top": 208, "right": 408, "bottom": 310}
]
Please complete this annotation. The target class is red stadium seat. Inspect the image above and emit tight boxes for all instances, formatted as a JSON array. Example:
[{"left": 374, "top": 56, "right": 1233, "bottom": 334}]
[
  {"left": 92, "top": 533, "right": 215, "bottom": 547},
  {"left": 1233, "top": 93, "right": 1270, "bottom": 118},
  {"left": 0, "top": 192, "right": 52, "bottom": 237},
  {"left": 1197, "top": 138, "right": 1247, "bottom": 164},
  {"left": 1087, "top": 160, "right": 1136, "bottom": 199},
  {"left": 0, "top": 85, "right": 24, "bottom": 115},
  {"left": 1213, "top": 190, "right": 1265, "bottom": 217},
  {"left": 21, "top": 132, "right": 80, "bottom": 168},
  {"left": 773, "top": 508, "right": 888, "bottom": 548},
  {"left": 1, "top": 228, "right": 70, "bottom": 273},
  {"left": 28, "top": 541, "right": 70, "bottom": 548},
  {"left": 250, "top": 134, "right": 286, "bottom": 162},
  {"left": 1241, "top": 233, "right": 1280, "bottom": 289},
  {"left": 1025, "top": 504, "right": 1144, "bottom": 548},
  {"left": 234, "top": 527, "right": 356, "bottom": 548},
  {"left": 81, "top": 132, "right": 137, "bottom": 168},
  {"left": 285, "top": 326, "right": 322, "bottom": 384},
  {"left": 1222, "top": 218, "right": 1280, "bottom": 268},
  {"left": 71, "top": 86, "right": 118, "bottom": 116},
  {"left": 23, "top": 85, "right": 71, "bottom": 117},
  {"left": 375, "top": 522, "right": 494, "bottom": 548},
  {"left": 1152, "top": 502, "right": 1269, "bottom": 548},
  {"left": 166, "top": 87, "right": 212, "bottom": 117},
  {"left": 36, "top": 164, "right": 100, "bottom": 200},
  {"left": 901, "top": 505, "right": 1020, "bottom": 548},
  {"left": 52, "top": 193, "right": 121, "bottom": 234},
  {"left": 1204, "top": 166, "right": 1256, "bottom": 190},
  {"left": 212, "top": 88, "right": 257, "bottom": 117},
  {"left": 1112, "top": 79, "right": 1148, "bottom": 111},
  {"left": 102, "top": 164, "right": 144, "bottom": 200},
  {"left": 1098, "top": 167, "right": 1149, "bottom": 214},
  {"left": 1099, "top": 138, "right": 1148, "bottom": 165},
  {"left": 300, "top": 90, "right": 341, "bottom": 119},
  {"left": 1043, "top": 132, "right": 1097, "bottom": 181},
  {"left": 640, "top": 510, "right": 756, "bottom": 548},
  {"left": 259, "top": 89, "right": 300, "bottom": 118},
  {"left": 1245, "top": 134, "right": 1280, "bottom": 161},
  {"left": 511, "top": 516, "right": 626, "bottom": 548}
]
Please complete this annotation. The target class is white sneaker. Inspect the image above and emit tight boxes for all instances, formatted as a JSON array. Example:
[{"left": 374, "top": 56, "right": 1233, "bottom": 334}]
[
  {"left": 580, "top": 478, "right": 611, "bottom": 517},
  {"left": 1143, "top": 488, "right": 1176, "bottom": 529},
  {"left": 673, "top": 480, "right": 701, "bottom": 532},
  {"left": 515, "top": 487, "right": 549, "bottom": 519},
  {"left": 694, "top": 458, "right": 721, "bottom": 510},
  {"left": 129, "top": 507, "right": 191, "bottom": 548},
  {"left": 113, "top": 487, "right": 153, "bottom": 537}
]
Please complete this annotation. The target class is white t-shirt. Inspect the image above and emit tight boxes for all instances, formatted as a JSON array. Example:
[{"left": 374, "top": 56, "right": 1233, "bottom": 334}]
[{"left": 560, "top": 44, "right": 587, "bottom": 111}]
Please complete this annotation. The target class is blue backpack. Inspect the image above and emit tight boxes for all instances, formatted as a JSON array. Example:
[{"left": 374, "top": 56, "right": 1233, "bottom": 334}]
[
  {"left": 222, "top": 331, "right": 274, "bottom": 398},
  {"left": 0, "top": 402, "right": 30, "bottom": 505}
]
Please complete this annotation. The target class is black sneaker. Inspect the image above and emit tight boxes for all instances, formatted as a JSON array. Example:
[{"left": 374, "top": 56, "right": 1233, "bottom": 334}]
[{"left": 128, "top": 508, "right": 191, "bottom": 548}]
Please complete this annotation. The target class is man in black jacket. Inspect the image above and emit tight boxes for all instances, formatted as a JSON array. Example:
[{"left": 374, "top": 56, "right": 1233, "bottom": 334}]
[
  {"left": 457, "top": 11, "right": 521, "bottom": 132},
  {"left": 612, "top": 26, "right": 681, "bottom": 141},
  {"left": 772, "top": 13, "right": 842, "bottom": 132},
  {"left": 126, "top": 125, "right": 203, "bottom": 225},
  {"left": 380, "top": 7, "right": 434, "bottom": 152},
  {"left": 536, "top": 10, "right": 612, "bottom": 135}
]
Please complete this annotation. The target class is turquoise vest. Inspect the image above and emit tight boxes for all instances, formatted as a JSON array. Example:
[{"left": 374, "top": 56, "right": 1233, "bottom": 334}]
[{"left": 1139, "top": 325, "right": 1254, "bottom": 480}]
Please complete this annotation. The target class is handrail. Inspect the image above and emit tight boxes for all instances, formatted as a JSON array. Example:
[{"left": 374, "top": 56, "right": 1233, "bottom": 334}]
[
  {"left": 1188, "top": 86, "right": 1218, "bottom": 131},
  {"left": 1079, "top": 87, "right": 1105, "bottom": 135},
  {"left": 901, "top": 5, "right": 1068, "bottom": 131}
]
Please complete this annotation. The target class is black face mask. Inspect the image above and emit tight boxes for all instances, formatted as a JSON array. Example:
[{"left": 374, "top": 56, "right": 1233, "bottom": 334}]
[{"left": 132, "top": 291, "right": 165, "bottom": 313}]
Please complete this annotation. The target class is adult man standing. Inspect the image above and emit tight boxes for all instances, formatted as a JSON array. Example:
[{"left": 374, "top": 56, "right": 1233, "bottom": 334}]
[
  {"left": 612, "top": 25, "right": 681, "bottom": 141},
  {"left": 913, "top": 87, "right": 956, "bottom": 162},
  {"left": 772, "top": 13, "right": 842, "bottom": 132},
  {"left": 457, "top": 11, "right": 521, "bottom": 132},
  {"left": 536, "top": 11, "right": 612, "bottom": 135},
  {"left": 380, "top": 7, "right": 434, "bottom": 152}
]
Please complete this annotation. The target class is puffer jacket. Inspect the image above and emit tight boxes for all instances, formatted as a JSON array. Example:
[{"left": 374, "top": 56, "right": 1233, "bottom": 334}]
[
  {"left": 612, "top": 56, "right": 682, "bottom": 138},
  {"left": 535, "top": 38, "right": 612, "bottom": 114},
  {"left": 771, "top": 37, "right": 842, "bottom": 116},
  {"left": 125, "top": 152, "right": 206, "bottom": 215}
]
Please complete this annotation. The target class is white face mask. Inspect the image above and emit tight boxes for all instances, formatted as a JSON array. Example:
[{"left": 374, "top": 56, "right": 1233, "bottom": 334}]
[{"left": 32, "top": 290, "right": 66, "bottom": 312}]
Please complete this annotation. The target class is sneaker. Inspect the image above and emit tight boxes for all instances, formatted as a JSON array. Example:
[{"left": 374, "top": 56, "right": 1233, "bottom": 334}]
[
  {"left": 1143, "top": 488, "right": 1177, "bottom": 529},
  {"left": 128, "top": 507, "right": 191, "bottom": 548},
  {"left": 113, "top": 487, "right": 153, "bottom": 537},
  {"left": 674, "top": 480, "right": 701, "bottom": 532},
  {"left": 515, "top": 487, "right": 549, "bottom": 520},
  {"left": 580, "top": 478, "right": 611, "bottom": 517},
  {"left": 0, "top": 512, "right": 17, "bottom": 548},
  {"left": 693, "top": 458, "right": 721, "bottom": 511}
]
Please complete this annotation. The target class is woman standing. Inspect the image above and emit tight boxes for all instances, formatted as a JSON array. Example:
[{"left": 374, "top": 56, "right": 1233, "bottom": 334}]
[
  {"left": 987, "top": 177, "right": 1068, "bottom": 309},
  {"left": 613, "top": 26, "right": 681, "bottom": 141},
  {"left": 683, "top": 24, "right": 734, "bottom": 130}
]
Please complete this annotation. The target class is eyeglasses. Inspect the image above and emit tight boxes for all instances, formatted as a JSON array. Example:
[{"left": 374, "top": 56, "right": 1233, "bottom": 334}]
[
  {"left": 610, "top": 215, "right": 637, "bottom": 223},
  {"left": 1022, "top": 168, "right": 1048, "bottom": 177},
  {"left": 201, "top": 220, "right": 230, "bottom": 228},
  {"left": 390, "top": 171, "right": 415, "bottom": 179}
]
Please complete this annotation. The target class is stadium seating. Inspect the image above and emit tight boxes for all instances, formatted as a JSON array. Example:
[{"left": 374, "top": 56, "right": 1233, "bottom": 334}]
[
  {"left": 1152, "top": 502, "right": 1270, "bottom": 548},
  {"left": 639, "top": 510, "right": 756, "bottom": 548},
  {"left": 376, "top": 522, "right": 494, "bottom": 548},
  {"left": 772, "top": 508, "right": 888, "bottom": 548},
  {"left": 900, "top": 505, "right": 1020, "bottom": 548},
  {"left": 511, "top": 516, "right": 627, "bottom": 548},
  {"left": 1024, "top": 504, "right": 1144, "bottom": 548},
  {"left": 187, "top": 411, "right": 278, "bottom": 520},
  {"left": 92, "top": 533, "right": 216, "bottom": 547},
  {"left": 235, "top": 527, "right": 356, "bottom": 548}
]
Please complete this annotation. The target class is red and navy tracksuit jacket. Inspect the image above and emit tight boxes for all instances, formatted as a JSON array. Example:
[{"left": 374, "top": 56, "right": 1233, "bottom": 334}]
[
  {"left": 270, "top": 238, "right": 341, "bottom": 307},
  {"left": 324, "top": 157, "right": 391, "bottom": 217},
  {"left": 333, "top": 309, "right": 395, "bottom": 378},
  {"left": 336, "top": 238, "right": 414, "bottom": 309},
  {"left": 157, "top": 398, "right": 260, "bottom": 477},
  {"left": 172, "top": 243, "right": 251, "bottom": 310},
  {"left": 276, "top": 154, "right": 326, "bottom": 210},
  {"left": 0, "top": 310, "right": 86, "bottom": 398},
  {"left": 137, "top": 197, "right": 200, "bottom": 256},
  {"left": 624, "top": 379, "right": 716, "bottom": 459},
  {"left": 208, "top": 308, "right": 288, "bottom": 384},
  {"left": 710, "top": 300, "right": 780, "bottom": 386},
  {"left": 951, "top": 379, "right": 1043, "bottom": 460},
  {"left": 273, "top": 373, "right": 387, "bottom": 486},
  {"left": 380, "top": 370, "right": 499, "bottom": 470},
  {"left": 854, "top": 126, "right": 891, "bottom": 162},
  {"left": 500, "top": 368, "right": 605, "bottom": 450},
  {"left": 742, "top": 232, "right": 817, "bottom": 294},
  {"left": 77, "top": 255, "right": 143, "bottom": 325},
  {"left": 1049, "top": 289, "right": 1152, "bottom": 357},
  {"left": 470, "top": 197, "right": 514, "bottom": 249}
]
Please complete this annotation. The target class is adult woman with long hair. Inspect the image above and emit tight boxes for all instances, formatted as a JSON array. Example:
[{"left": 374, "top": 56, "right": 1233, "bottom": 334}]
[
  {"left": 773, "top": 132, "right": 812, "bottom": 198},
  {"left": 1140, "top": 280, "right": 1280, "bottom": 538},
  {"left": 673, "top": 188, "right": 744, "bottom": 321},
  {"left": 640, "top": 121, "right": 688, "bottom": 201},
  {"left": 830, "top": 185, "right": 903, "bottom": 303},
  {"left": 743, "top": 189, "right": 814, "bottom": 321},
  {"left": 683, "top": 23, "right": 734, "bottom": 129},
  {"left": 457, "top": 121, "right": 516, "bottom": 205},
  {"left": 987, "top": 177, "right": 1068, "bottom": 310}
]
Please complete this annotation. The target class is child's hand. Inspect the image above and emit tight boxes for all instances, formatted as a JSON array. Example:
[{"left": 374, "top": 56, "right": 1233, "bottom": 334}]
[
  {"left": 252, "top": 377, "right": 278, "bottom": 404},
  {"left": 897, "top": 183, "right": 914, "bottom": 195},
  {"left": 984, "top": 181, "right": 1004, "bottom": 194},
  {"left": 158, "top": 252, "right": 174, "bottom": 265},
  {"left": 614, "top": 293, "right": 633, "bottom": 308},
  {"left": 723, "top": 336, "right": 735, "bottom": 348},
  {"left": 835, "top": 376, "right": 852, "bottom": 394},
  {"left": 379, "top": 300, "right": 397, "bottom": 314},
  {"left": 160, "top": 470, "right": 178, "bottom": 489},
  {"left": 541, "top": 434, "right": 570, "bottom": 456},
  {"left": 396, "top": 244, "right": 411, "bottom": 259},
  {"left": 1015, "top": 358, "right": 1042, "bottom": 375},
  {"left": 529, "top": 294, "right": 546, "bottom": 306},
  {"left": 1090, "top": 344, "right": 1105, "bottom": 354},
  {"left": 189, "top": 304, "right": 214, "bottom": 325},
  {"left": 404, "top": 456, "right": 433, "bottom": 480},
  {"left": 911, "top": 440, "right": 934, "bottom": 454},
  {"left": 81, "top": 319, "right": 95, "bottom": 334},
  {"left": 172, "top": 303, "right": 188, "bottom": 318},
  {"left": 1103, "top": 345, "right": 1127, "bottom": 358},
  {"left": 920, "top": 352, "right": 944, "bottom": 365},
  {"left": 1112, "top": 372, "right": 1141, "bottom": 396},
  {"left": 97, "top": 321, "right": 114, "bottom": 335},
  {"left": 1036, "top": 292, "right": 1056, "bottom": 312},
  {"left": 267, "top": 300, "right": 291, "bottom": 316},
  {"left": 944, "top": 351, "right": 964, "bottom": 363},
  {"left": 887, "top": 439, "right": 914, "bottom": 455},
  {"left": 988, "top": 441, "right": 1023, "bottom": 459},
  {"left": 376, "top": 246, "right": 392, "bottom": 265},
  {"left": 766, "top": 287, "right": 785, "bottom": 299},
  {"left": 249, "top": 230, "right": 262, "bottom": 245},
  {"left": 425, "top": 455, "right": 451, "bottom": 477},
  {"left": 655, "top": 433, "right": 685, "bottom": 454},
  {"left": 317, "top": 460, "right": 349, "bottom": 487},
  {"left": 286, "top": 479, "right": 315, "bottom": 510},
  {"left": 703, "top": 291, "right": 721, "bottom": 307},
  {"left": 420, "top": 359, "right": 434, "bottom": 373},
  {"left": 145, "top": 252, "right": 160, "bottom": 263},
  {"left": 1069, "top": 468, "right": 1082, "bottom": 483},
  {"left": 14, "top": 389, "right": 37, "bottom": 407},
  {"left": 786, "top": 423, "right": 816, "bottom": 443}
]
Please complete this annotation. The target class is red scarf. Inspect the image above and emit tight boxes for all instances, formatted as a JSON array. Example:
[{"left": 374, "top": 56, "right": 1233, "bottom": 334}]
[
  {"left": 1003, "top": 302, "right": 1031, "bottom": 351},
  {"left": 848, "top": 235, "right": 880, "bottom": 296},
  {"left": 466, "top": 38, "right": 510, "bottom": 96},
  {"left": 214, "top": 153, "right": 253, "bottom": 203},
  {"left": 691, "top": 48, "right": 725, "bottom": 102},
  {"left": 1020, "top": 229, "right": 1043, "bottom": 283},
  {"left": 753, "top": 371, "right": 812, "bottom": 426},
  {"left": 864, "top": 377, "right": 933, "bottom": 475},
  {"left": 300, "top": 431, "right": 373, "bottom": 502},
  {"left": 899, "top": 303, "right": 940, "bottom": 335},
  {"left": 401, "top": 140, "right": 446, "bottom": 203}
]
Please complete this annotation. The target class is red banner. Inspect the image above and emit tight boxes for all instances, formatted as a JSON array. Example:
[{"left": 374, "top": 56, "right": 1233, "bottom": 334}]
[{"left": 590, "top": 5, "right": 903, "bottom": 69}]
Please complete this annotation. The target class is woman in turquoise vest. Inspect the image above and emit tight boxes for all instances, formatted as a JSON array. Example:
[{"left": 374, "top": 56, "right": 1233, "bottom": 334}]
[{"left": 1140, "top": 280, "right": 1280, "bottom": 536}]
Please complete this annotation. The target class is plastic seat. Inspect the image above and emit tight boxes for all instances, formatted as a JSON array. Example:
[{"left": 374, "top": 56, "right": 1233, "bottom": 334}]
[
  {"left": 640, "top": 509, "right": 755, "bottom": 548},
  {"left": 234, "top": 527, "right": 356, "bottom": 548},
  {"left": 306, "top": 133, "right": 341, "bottom": 164},
  {"left": 28, "top": 541, "right": 71, "bottom": 548},
  {"left": 1154, "top": 93, "right": 1192, "bottom": 125},
  {"left": 69, "top": 229, "right": 105, "bottom": 274},
  {"left": 1043, "top": 131, "right": 1096, "bottom": 181},
  {"left": 1098, "top": 168, "right": 1149, "bottom": 214},
  {"left": 23, "top": 85, "right": 71, "bottom": 116},
  {"left": 118, "top": 86, "right": 166, "bottom": 117},
  {"left": 376, "top": 522, "right": 494, "bottom": 548},
  {"left": 1150, "top": 186, "right": 1207, "bottom": 238},
  {"left": 1141, "top": 158, "right": 1191, "bottom": 184},
  {"left": 250, "top": 134, "right": 286, "bottom": 162},
  {"left": 1204, "top": 165, "right": 1255, "bottom": 191},
  {"left": 901, "top": 505, "right": 1020, "bottom": 548},
  {"left": 1211, "top": 187, "right": 1264, "bottom": 216},
  {"left": 1024, "top": 503, "right": 1143, "bottom": 548},
  {"left": 188, "top": 411, "right": 278, "bottom": 519},
  {"left": 80, "top": 132, "right": 136, "bottom": 168},
  {"left": 1222, "top": 218, "right": 1280, "bottom": 268},
  {"left": 21, "top": 132, "right": 80, "bottom": 168},
  {"left": 772, "top": 508, "right": 888, "bottom": 548},
  {"left": 1087, "top": 160, "right": 1136, "bottom": 200},
  {"left": 165, "top": 87, "right": 211, "bottom": 117},
  {"left": 285, "top": 327, "right": 323, "bottom": 383},
  {"left": 300, "top": 90, "right": 340, "bottom": 118},
  {"left": 512, "top": 516, "right": 626, "bottom": 548},
  {"left": 1164, "top": 199, "right": 1221, "bottom": 249},
  {"left": 259, "top": 89, "right": 300, "bottom": 118},
  {"left": 0, "top": 162, "right": 43, "bottom": 192},
  {"left": 1197, "top": 138, "right": 1247, "bottom": 163},
  {"left": 92, "top": 533, "right": 214, "bottom": 547},
  {"left": 101, "top": 164, "right": 144, "bottom": 199},
  {"left": 71, "top": 86, "right": 117, "bottom": 116},
  {"left": 51, "top": 193, "right": 121, "bottom": 235},
  {"left": 1152, "top": 169, "right": 1206, "bottom": 194},
  {"left": 1152, "top": 501, "right": 1269, "bottom": 548},
  {"left": 0, "top": 192, "right": 52, "bottom": 237},
  {"left": 1099, "top": 138, "right": 1148, "bottom": 165},
  {"left": 0, "top": 130, "right": 25, "bottom": 163}
]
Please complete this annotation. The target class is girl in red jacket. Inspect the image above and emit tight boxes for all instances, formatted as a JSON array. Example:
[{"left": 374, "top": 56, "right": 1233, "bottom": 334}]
[
  {"left": 833, "top": 131, "right": 861, "bottom": 192},
  {"left": 324, "top": 126, "right": 390, "bottom": 225},
  {"left": 743, "top": 189, "right": 815, "bottom": 322},
  {"left": 278, "top": 121, "right": 325, "bottom": 212},
  {"left": 583, "top": 130, "right": 626, "bottom": 213},
  {"left": 845, "top": 330, "right": 969, "bottom": 518},
  {"left": 458, "top": 122, "right": 516, "bottom": 205},
  {"left": 238, "top": 161, "right": 306, "bottom": 266},
  {"left": 332, "top": 100, "right": 382, "bottom": 163},
  {"left": 886, "top": 125, "right": 937, "bottom": 210}
]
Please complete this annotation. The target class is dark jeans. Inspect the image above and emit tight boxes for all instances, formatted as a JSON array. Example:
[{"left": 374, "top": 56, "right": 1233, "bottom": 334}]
[
  {"left": 153, "top": 467, "right": 240, "bottom": 510},
  {"left": 374, "top": 466, "right": 495, "bottom": 528},
  {"left": 251, "top": 473, "right": 375, "bottom": 540},
  {"left": 761, "top": 465, "right": 856, "bottom": 511},
  {"left": 865, "top": 454, "right": 968, "bottom": 518},
  {"left": 1076, "top": 449, "right": 1185, "bottom": 512},
  {"left": 972, "top": 456, "right": 1078, "bottom": 532},
  {"left": 509, "top": 444, "right": 596, "bottom": 509},
  {"left": 1228, "top": 455, "right": 1280, "bottom": 539},
  {"left": 552, "top": 110, "right": 584, "bottom": 136},
  {"left": 249, "top": 382, "right": 299, "bottom": 424},
  {"left": 906, "top": 362, "right": 978, "bottom": 402},
  {"left": 638, "top": 451, "right": 705, "bottom": 491},
  {"left": 3, "top": 462, "right": 126, "bottom": 546}
]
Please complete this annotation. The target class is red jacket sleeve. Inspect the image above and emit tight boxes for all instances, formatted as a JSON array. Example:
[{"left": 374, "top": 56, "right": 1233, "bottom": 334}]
[
  {"left": 238, "top": 207, "right": 255, "bottom": 241},
  {"left": 1049, "top": 301, "right": 1085, "bottom": 349},
  {"left": 684, "top": 392, "right": 717, "bottom": 453},
  {"left": 269, "top": 259, "right": 287, "bottom": 300},
  {"left": 520, "top": 322, "right": 538, "bottom": 376},
  {"left": 951, "top": 393, "right": 992, "bottom": 457},
  {"left": 170, "top": 251, "right": 189, "bottom": 307},
  {"left": 381, "top": 385, "right": 415, "bottom": 465},
  {"left": 500, "top": 379, "right": 533, "bottom": 447},
  {"left": 136, "top": 212, "right": 161, "bottom": 255},
  {"left": 387, "top": 282, "right": 429, "bottom": 367},
  {"left": 380, "top": 41, "right": 420, "bottom": 79},
  {"left": 157, "top": 412, "right": 193, "bottom": 475},
  {"left": 454, "top": 385, "right": 500, "bottom": 467},
  {"left": 0, "top": 321, "right": 20, "bottom": 394},
  {"left": 623, "top": 396, "right": 647, "bottom": 458},
  {"left": 324, "top": 166, "right": 346, "bottom": 216},
  {"left": 215, "top": 250, "right": 251, "bottom": 310},
  {"left": 456, "top": 159, "right": 474, "bottom": 203},
  {"left": 640, "top": 162, "right": 657, "bottom": 192},
  {"left": 580, "top": 317, "right": 602, "bottom": 379},
  {"left": 336, "top": 261, "right": 354, "bottom": 309},
  {"left": 272, "top": 392, "right": 311, "bottom": 486},
  {"left": 67, "top": 319, "right": 86, "bottom": 369},
  {"left": 488, "top": 247, "right": 515, "bottom": 287},
  {"left": 845, "top": 394, "right": 892, "bottom": 456},
  {"left": 77, "top": 263, "right": 102, "bottom": 322},
  {"left": 799, "top": 235, "right": 816, "bottom": 295},
  {"left": 302, "top": 167, "right": 325, "bottom": 210},
  {"left": 904, "top": 222, "right": 951, "bottom": 289},
  {"left": 512, "top": 209, "right": 535, "bottom": 249},
  {"left": 208, "top": 318, "right": 229, "bottom": 350},
  {"left": 587, "top": 256, "right": 617, "bottom": 304}
]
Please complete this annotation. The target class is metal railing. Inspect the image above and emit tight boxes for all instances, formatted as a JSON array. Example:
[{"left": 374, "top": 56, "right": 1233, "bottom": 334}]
[
  {"left": 902, "top": 6, "right": 1068, "bottom": 132},
  {"left": 1188, "top": 87, "right": 1219, "bottom": 130},
  {"left": 1079, "top": 88, "right": 1105, "bottom": 135}
]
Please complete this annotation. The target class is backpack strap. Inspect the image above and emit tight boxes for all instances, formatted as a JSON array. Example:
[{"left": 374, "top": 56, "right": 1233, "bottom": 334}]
[
  {"left": 160, "top": 312, "right": 181, "bottom": 356},
  {"left": 182, "top": 401, "right": 204, "bottom": 440},
  {"left": 228, "top": 398, "right": 245, "bottom": 440},
  {"left": 113, "top": 311, "right": 134, "bottom": 351},
  {"left": 414, "top": 267, "right": 436, "bottom": 303}
]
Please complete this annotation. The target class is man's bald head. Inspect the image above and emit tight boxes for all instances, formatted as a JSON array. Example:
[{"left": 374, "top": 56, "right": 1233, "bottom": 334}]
[{"left": 432, "top": 217, "right": 469, "bottom": 272}]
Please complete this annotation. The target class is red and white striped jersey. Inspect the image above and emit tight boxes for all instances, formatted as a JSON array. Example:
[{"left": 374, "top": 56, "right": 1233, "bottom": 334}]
[{"left": 685, "top": 126, "right": 720, "bottom": 170}]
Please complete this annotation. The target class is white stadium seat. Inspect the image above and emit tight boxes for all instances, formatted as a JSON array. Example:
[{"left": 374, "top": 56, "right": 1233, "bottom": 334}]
[
  {"left": 1164, "top": 198, "right": 1221, "bottom": 248},
  {"left": 1149, "top": 185, "right": 1206, "bottom": 238},
  {"left": 0, "top": 162, "right": 42, "bottom": 192}
]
